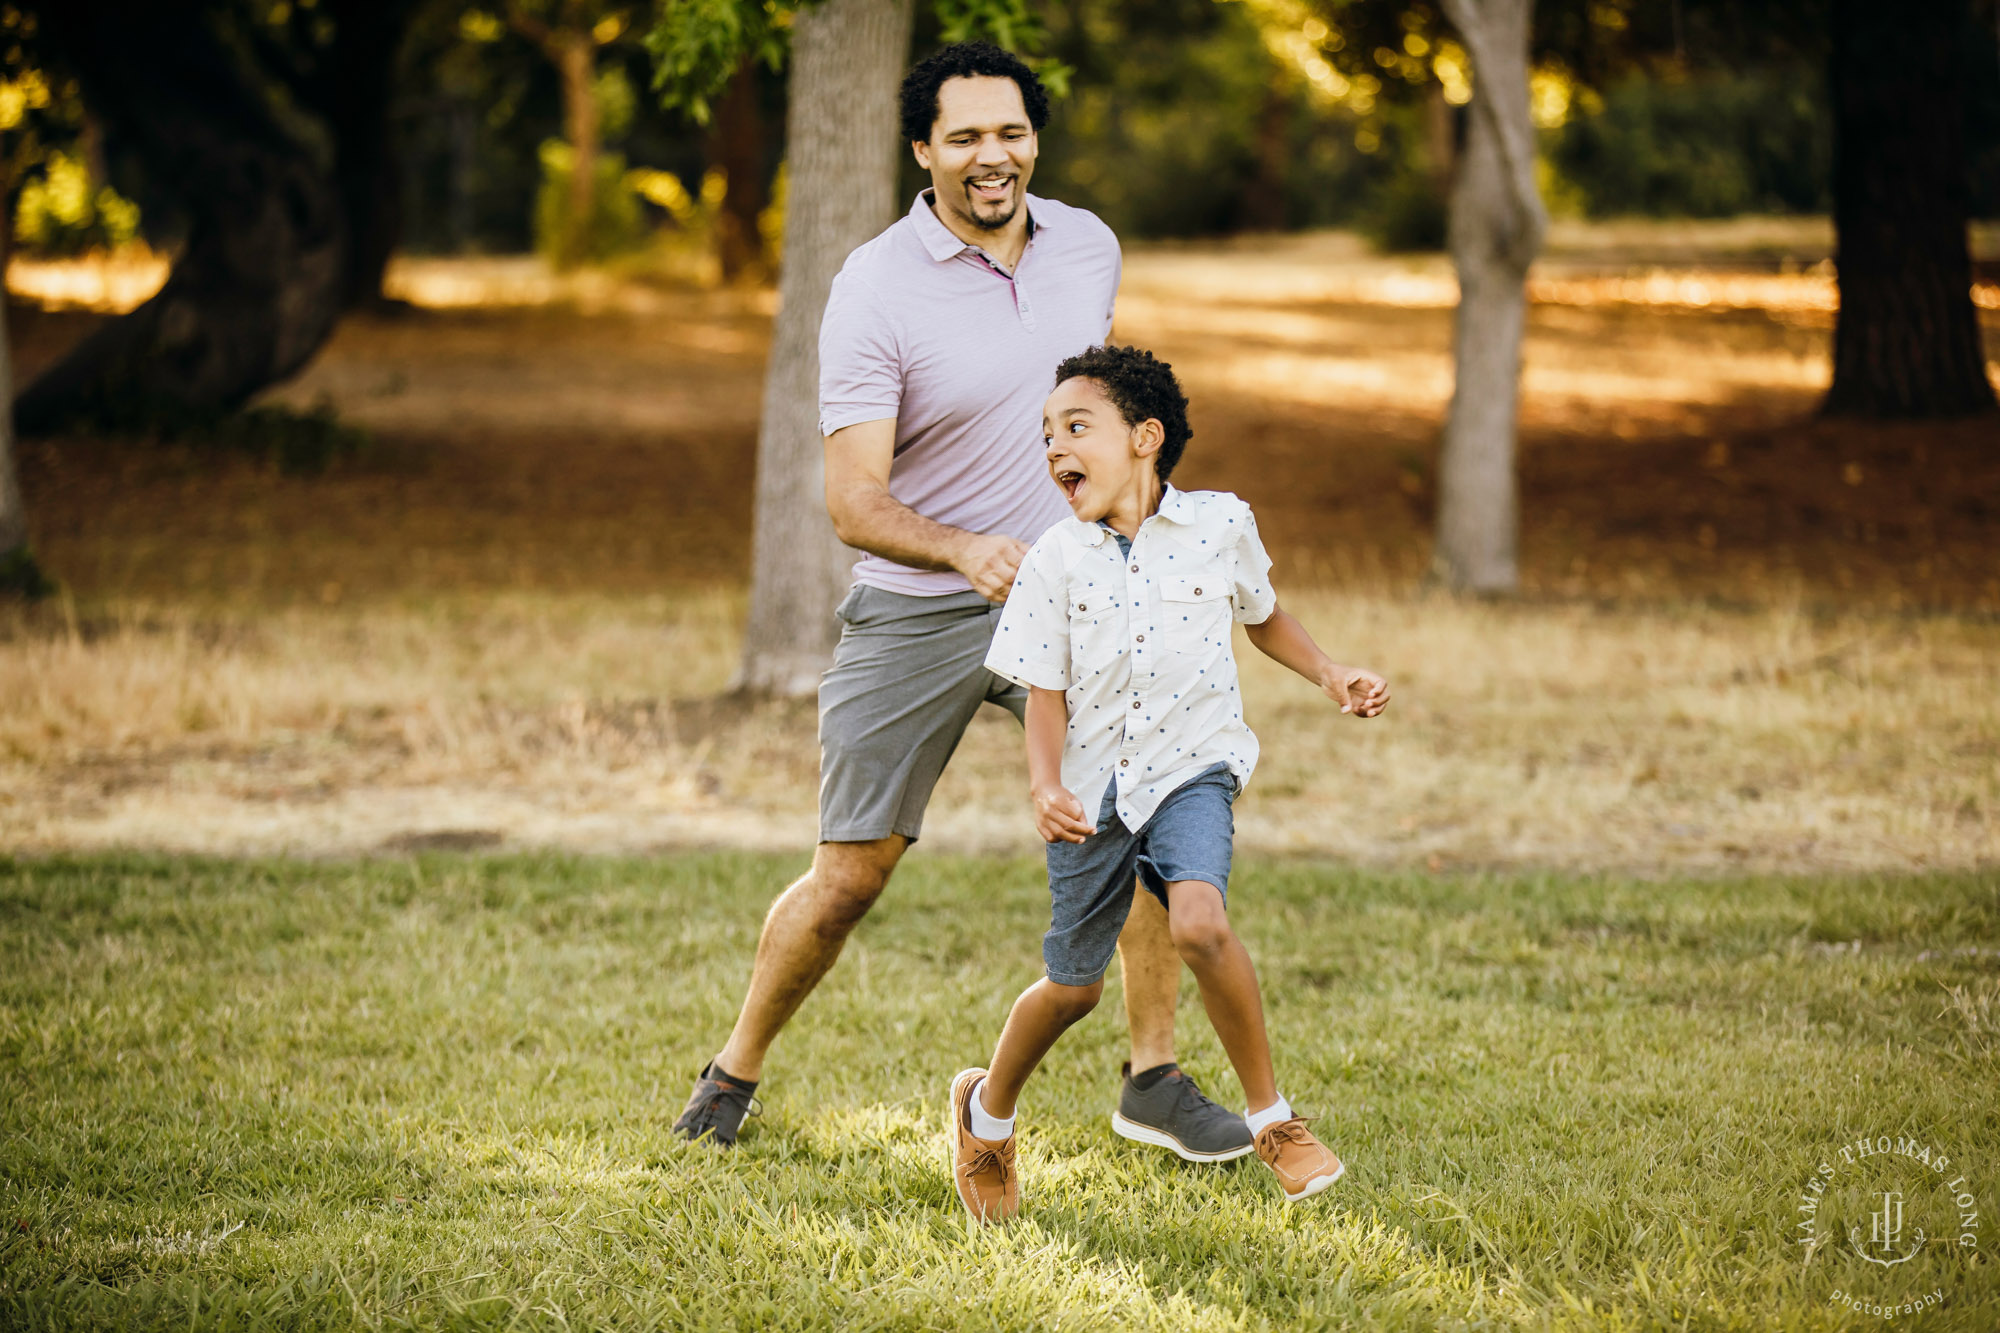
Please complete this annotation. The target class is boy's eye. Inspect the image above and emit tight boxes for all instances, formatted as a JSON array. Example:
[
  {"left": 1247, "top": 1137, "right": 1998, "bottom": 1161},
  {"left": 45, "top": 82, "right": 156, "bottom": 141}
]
[{"left": 1069, "top": 422, "right": 1085, "bottom": 434}]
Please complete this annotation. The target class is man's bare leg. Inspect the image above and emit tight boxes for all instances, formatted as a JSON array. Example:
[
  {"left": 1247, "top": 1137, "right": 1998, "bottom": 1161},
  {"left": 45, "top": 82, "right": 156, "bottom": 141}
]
[
  {"left": 1117, "top": 884, "right": 1180, "bottom": 1072},
  {"left": 712, "top": 836, "right": 908, "bottom": 1082}
]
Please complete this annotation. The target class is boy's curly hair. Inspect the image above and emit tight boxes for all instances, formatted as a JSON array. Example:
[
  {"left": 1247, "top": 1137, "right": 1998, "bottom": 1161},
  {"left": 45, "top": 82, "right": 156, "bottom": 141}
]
[
  {"left": 1053, "top": 345, "right": 1193, "bottom": 482},
  {"left": 899, "top": 42, "right": 1050, "bottom": 145}
]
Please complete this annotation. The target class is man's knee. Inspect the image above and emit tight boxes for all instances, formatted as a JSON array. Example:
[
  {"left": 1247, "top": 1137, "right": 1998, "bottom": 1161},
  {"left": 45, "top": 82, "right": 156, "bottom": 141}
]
[{"left": 805, "top": 836, "right": 905, "bottom": 934}]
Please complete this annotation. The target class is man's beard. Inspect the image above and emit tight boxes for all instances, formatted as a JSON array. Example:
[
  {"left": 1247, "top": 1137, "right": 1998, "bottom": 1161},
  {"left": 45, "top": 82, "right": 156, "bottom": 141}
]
[{"left": 964, "top": 178, "right": 1018, "bottom": 231}]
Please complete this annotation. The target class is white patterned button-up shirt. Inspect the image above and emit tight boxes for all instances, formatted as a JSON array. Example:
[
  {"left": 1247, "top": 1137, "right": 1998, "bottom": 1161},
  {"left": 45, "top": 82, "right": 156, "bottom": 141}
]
[{"left": 984, "top": 486, "right": 1278, "bottom": 832}]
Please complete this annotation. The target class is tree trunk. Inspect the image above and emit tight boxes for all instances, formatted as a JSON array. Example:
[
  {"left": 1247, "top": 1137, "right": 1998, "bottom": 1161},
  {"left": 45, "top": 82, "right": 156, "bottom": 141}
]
[
  {"left": 1433, "top": 0, "right": 1546, "bottom": 594},
  {"left": 16, "top": 0, "right": 344, "bottom": 435},
  {"left": 0, "top": 300, "right": 27, "bottom": 560},
  {"left": 557, "top": 33, "right": 601, "bottom": 268},
  {"left": 1239, "top": 81, "right": 1290, "bottom": 231},
  {"left": 710, "top": 61, "right": 771, "bottom": 282},
  {"left": 735, "top": 0, "right": 915, "bottom": 696},
  {"left": 322, "top": 0, "right": 420, "bottom": 310},
  {"left": 1823, "top": 0, "right": 1996, "bottom": 418}
]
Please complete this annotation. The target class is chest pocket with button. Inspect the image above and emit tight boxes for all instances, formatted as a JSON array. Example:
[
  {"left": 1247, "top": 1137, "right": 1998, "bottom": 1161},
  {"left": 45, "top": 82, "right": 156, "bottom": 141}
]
[
  {"left": 1159, "top": 570, "right": 1230, "bottom": 651},
  {"left": 1066, "top": 583, "right": 1123, "bottom": 685}
]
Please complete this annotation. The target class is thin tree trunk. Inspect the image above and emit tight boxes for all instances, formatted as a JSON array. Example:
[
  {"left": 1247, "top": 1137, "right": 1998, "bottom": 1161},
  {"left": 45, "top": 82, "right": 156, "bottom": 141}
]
[
  {"left": 1823, "top": 0, "right": 1996, "bottom": 418},
  {"left": 710, "top": 61, "right": 771, "bottom": 282},
  {"left": 735, "top": 0, "right": 915, "bottom": 696},
  {"left": 16, "top": 0, "right": 344, "bottom": 435},
  {"left": 0, "top": 301, "right": 26, "bottom": 557},
  {"left": 557, "top": 34, "right": 601, "bottom": 267},
  {"left": 1433, "top": 0, "right": 1545, "bottom": 594}
]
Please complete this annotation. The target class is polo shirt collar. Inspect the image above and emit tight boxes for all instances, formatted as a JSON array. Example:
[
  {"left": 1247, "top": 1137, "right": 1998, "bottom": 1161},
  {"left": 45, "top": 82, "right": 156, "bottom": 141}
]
[
  {"left": 909, "top": 189, "right": 1046, "bottom": 262},
  {"left": 1079, "top": 485, "right": 1192, "bottom": 546}
]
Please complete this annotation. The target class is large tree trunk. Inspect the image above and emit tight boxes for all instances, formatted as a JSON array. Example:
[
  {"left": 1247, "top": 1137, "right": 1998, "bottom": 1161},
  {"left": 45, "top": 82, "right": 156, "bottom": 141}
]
[
  {"left": 710, "top": 61, "right": 772, "bottom": 282},
  {"left": 0, "top": 302, "right": 28, "bottom": 574},
  {"left": 735, "top": 0, "right": 915, "bottom": 696},
  {"left": 1823, "top": 0, "right": 1996, "bottom": 418},
  {"left": 1433, "top": 0, "right": 1546, "bottom": 594},
  {"left": 323, "top": 0, "right": 419, "bottom": 310},
  {"left": 16, "top": 0, "right": 344, "bottom": 435}
]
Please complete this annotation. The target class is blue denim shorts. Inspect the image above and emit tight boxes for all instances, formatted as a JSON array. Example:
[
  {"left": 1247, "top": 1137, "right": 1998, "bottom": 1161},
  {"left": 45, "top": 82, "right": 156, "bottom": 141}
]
[{"left": 1042, "top": 763, "right": 1237, "bottom": 986}]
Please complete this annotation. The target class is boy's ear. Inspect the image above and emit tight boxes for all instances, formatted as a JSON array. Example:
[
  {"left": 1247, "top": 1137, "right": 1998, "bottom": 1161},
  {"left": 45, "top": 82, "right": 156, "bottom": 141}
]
[{"left": 1131, "top": 418, "right": 1165, "bottom": 456}]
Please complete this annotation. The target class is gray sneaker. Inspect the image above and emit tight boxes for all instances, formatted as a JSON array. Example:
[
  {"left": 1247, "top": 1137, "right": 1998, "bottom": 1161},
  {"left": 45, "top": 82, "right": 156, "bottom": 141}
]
[
  {"left": 1110, "top": 1062, "right": 1254, "bottom": 1162},
  {"left": 671, "top": 1062, "right": 760, "bottom": 1148}
]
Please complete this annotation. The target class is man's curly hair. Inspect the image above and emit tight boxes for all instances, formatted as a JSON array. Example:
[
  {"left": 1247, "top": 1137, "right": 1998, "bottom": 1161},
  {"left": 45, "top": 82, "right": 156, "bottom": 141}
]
[
  {"left": 899, "top": 42, "right": 1050, "bottom": 145},
  {"left": 1053, "top": 345, "right": 1193, "bottom": 483}
]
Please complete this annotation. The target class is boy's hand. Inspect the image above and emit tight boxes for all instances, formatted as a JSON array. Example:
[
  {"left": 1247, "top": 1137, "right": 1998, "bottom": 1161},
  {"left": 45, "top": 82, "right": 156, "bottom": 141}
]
[
  {"left": 1032, "top": 782, "right": 1095, "bottom": 843},
  {"left": 1320, "top": 664, "right": 1390, "bottom": 717}
]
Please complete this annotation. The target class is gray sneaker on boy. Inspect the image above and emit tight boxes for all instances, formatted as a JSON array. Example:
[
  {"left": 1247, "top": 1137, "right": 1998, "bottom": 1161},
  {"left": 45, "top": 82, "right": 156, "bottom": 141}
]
[
  {"left": 1110, "top": 1062, "right": 1255, "bottom": 1162},
  {"left": 671, "top": 1062, "right": 760, "bottom": 1148}
]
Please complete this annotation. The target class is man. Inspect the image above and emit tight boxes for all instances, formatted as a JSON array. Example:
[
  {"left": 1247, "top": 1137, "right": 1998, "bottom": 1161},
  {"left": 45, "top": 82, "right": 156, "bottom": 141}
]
[{"left": 673, "top": 42, "right": 1252, "bottom": 1165}]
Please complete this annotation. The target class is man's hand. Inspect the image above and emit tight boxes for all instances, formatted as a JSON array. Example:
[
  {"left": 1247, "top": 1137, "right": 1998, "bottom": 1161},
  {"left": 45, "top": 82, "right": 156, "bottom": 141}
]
[
  {"left": 954, "top": 532, "right": 1029, "bottom": 603},
  {"left": 1319, "top": 664, "right": 1391, "bottom": 717},
  {"left": 1033, "top": 782, "right": 1095, "bottom": 843}
]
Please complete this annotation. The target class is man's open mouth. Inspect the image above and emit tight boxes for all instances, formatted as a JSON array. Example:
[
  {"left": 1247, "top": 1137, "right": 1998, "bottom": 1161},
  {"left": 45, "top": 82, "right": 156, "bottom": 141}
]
[
  {"left": 1055, "top": 469, "right": 1085, "bottom": 500},
  {"left": 968, "top": 174, "right": 1014, "bottom": 203}
]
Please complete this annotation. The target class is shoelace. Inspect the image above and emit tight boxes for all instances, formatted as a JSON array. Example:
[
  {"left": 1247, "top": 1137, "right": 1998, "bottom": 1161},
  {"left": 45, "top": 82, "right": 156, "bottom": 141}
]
[
  {"left": 1257, "top": 1117, "right": 1315, "bottom": 1154},
  {"left": 691, "top": 1077, "right": 761, "bottom": 1133},
  {"left": 960, "top": 1145, "right": 1012, "bottom": 1186}
]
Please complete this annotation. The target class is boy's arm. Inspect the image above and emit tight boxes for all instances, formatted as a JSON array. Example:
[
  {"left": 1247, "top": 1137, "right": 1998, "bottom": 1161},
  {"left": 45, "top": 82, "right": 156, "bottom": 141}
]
[
  {"left": 1243, "top": 606, "right": 1391, "bottom": 717},
  {"left": 1026, "top": 686, "right": 1095, "bottom": 843}
]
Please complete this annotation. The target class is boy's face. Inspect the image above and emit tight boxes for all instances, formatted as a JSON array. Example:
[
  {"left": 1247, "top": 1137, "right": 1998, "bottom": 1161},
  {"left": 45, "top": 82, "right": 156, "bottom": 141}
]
[{"left": 1042, "top": 376, "right": 1162, "bottom": 522}]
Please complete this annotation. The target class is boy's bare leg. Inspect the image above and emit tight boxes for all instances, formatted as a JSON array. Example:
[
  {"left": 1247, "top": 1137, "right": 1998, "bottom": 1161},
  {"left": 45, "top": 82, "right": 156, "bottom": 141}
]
[
  {"left": 1162, "top": 879, "right": 1277, "bottom": 1111},
  {"left": 1116, "top": 885, "right": 1180, "bottom": 1071},
  {"left": 711, "top": 836, "right": 908, "bottom": 1082},
  {"left": 979, "top": 977, "right": 1105, "bottom": 1118}
]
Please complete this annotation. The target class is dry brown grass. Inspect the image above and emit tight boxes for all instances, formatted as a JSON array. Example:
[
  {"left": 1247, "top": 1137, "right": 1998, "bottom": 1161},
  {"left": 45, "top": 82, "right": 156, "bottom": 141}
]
[
  {"left": 5, "top": 222, "right": 1997, "bottom": 868},
  {"left": 2, "top": 588, "right": 1993, "bottom": 872}
]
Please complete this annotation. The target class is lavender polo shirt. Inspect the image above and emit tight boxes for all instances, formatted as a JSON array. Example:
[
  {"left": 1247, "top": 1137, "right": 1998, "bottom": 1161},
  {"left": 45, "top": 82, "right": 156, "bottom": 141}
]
[{"left": 818, "top": 190, "right": 1122, "bottom": 596}]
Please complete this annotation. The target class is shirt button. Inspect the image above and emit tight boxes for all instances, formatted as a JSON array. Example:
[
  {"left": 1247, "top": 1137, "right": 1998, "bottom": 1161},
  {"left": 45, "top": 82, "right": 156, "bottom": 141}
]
[
  {"left": 1119, "top": 759, "right": 1129, "bottom": 767},
  {"left": 1192, "top": 587, "right": 1202, "bottom": 595},
  {"left": 1130, "top": 564, "right": 1139, "bottom": 573},
  {"left": 1135, "top": 634, "right": 1145, "bottom": 643},
  {"left": 1077, "top": 603, "right": 1086, "bottom": 611},
  {"left": 1132, "top": 700, "right": 1142, "bottom": 709}
]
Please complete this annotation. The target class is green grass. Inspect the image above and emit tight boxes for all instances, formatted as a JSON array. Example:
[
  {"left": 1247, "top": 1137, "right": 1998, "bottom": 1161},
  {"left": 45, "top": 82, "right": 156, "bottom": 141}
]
[{"left": 1, "top": 853, "right": 1996, "bottom": 1331}]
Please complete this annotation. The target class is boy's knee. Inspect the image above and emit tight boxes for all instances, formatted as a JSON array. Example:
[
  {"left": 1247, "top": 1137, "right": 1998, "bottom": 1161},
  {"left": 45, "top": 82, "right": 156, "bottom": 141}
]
[
  {"left": 1044, "top": 978, "right": 1103, "bottom": 1021},
  {"left": 1169, "top": 911, "right": 1232, "bottom": 963}
]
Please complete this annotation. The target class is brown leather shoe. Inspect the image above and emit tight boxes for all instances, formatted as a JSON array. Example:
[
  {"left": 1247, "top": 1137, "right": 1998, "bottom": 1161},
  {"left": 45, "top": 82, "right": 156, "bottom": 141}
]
[
  {"left": 1254, "top": 1117, "right": 1344, "bottom": 1204},
  {"left": 949, "top": 1067, "right": 1020, "bottom": 1223}
]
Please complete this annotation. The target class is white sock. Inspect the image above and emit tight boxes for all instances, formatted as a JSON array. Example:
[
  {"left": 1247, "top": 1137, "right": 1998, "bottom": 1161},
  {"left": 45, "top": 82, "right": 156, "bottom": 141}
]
[
  {"left": 1245, "top": 1095, "right": 1294, "bottom": 1137},
  {"left": 969, "top": 1078, "right": 1016, "bottom": 1140}
]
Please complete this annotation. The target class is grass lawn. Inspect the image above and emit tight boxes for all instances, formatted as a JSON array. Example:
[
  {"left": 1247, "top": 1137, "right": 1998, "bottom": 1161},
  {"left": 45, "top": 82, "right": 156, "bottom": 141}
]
[{"left": 2, "top": 852, "right": 1995, "bottom": 1331}]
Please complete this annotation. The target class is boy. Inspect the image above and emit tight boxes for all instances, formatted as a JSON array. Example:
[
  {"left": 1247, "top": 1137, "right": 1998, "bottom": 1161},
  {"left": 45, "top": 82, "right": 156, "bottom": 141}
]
[{"left": 949, "top": 345, "right": 1390, "bottom": 1223}]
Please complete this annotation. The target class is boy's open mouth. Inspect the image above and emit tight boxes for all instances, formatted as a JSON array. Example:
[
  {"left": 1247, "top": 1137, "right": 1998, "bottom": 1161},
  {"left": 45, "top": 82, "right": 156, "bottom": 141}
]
[{"left": 1055, "top": 468, "right": 1086, "bottom": 500}]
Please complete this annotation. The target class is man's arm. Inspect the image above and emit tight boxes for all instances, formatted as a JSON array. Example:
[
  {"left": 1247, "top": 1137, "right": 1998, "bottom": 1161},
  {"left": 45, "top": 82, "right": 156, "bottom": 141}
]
[
  {"left": 823, "top": 418, "right": 1026, "bottom": 602},
  {"left": 1243, "top": 605, "right": 1392, "bottom": 717}
]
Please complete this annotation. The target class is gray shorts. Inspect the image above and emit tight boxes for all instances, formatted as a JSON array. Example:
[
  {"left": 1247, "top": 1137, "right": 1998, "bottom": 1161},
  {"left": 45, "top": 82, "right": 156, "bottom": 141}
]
[
  {"left": 817, "top": 583, "right": 1027, "bottom": 843},
  {"left": 1042, "top": 764, "right": 1237, "bottom": 986}
]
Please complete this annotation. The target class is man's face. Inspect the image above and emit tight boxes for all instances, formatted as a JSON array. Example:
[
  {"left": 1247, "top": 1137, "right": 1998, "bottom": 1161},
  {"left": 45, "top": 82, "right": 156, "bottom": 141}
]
[{"left": 912, "top": 75, "right": 1037, "bottom": 234}]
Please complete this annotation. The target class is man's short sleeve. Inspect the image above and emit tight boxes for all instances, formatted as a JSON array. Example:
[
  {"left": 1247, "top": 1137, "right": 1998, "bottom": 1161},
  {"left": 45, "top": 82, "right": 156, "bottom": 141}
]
[
  {"left": 818, "top": 271, "right": 902, "bottom": 436},
  {"left": 984, "top": 536, "right": 1070, "bottom": 691},
  {"left": 1229, "top": 507, "right": 1277, "bottom": 625}
]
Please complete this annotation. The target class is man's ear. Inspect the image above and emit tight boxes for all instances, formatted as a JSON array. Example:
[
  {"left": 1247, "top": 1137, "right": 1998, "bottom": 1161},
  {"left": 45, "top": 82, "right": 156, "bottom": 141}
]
[
  {"left": 912, "top": 139, "right": 932, "bottom": 170},
  {"left": 1132, "top": 418, "right": 1165, "bottom": 457}
]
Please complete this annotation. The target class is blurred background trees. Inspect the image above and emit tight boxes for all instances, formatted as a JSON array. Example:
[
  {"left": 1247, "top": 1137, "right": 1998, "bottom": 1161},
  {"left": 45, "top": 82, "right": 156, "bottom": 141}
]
[{"left": 1, "top": 0, "right": 1995, "bottom": 609}]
